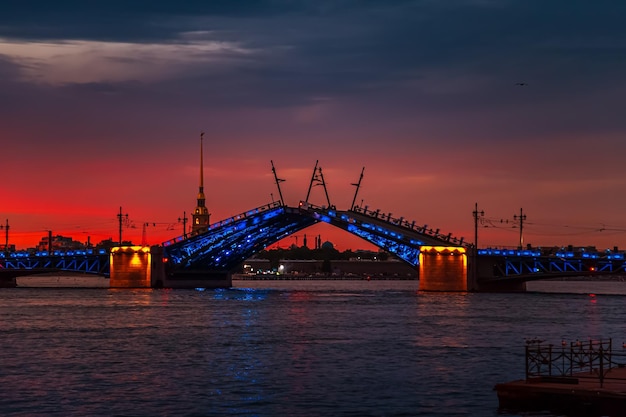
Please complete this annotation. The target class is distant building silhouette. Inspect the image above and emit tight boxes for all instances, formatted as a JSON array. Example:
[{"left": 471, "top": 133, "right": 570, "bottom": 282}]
[
  {"left": 36, "top": 234, "right": 84, "bottom": 252},
  {"left": 0, "top": 243, "right": 15, "bottom": 252}
]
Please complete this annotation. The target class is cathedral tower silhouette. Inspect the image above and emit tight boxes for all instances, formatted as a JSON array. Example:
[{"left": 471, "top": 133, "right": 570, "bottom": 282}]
[{"left": 191, "top": 132, "right": 210, "bottom": 235}]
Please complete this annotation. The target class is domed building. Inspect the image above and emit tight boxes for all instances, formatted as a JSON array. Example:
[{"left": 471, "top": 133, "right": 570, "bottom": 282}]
[{"left": 321, "top": 241, "right": 334, "bottom": 250}]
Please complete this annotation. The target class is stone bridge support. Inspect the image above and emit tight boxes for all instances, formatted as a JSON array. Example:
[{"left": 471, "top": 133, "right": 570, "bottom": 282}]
[
  {"left": 109, "top": 246, "right": 157, "bottom": 288},
  {"left": 418, "top": 246, "right": 468, "bottom": 291}
]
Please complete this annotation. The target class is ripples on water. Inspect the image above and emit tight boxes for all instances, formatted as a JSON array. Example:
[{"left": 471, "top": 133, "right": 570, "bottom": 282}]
[{"left": 2, "top": 279, "right": 626, "bottom": 416}]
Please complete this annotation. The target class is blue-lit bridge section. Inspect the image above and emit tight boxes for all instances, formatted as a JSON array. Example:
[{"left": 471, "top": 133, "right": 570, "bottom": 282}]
[
  {"left": 298, "top": 202, "right": 468, "bottom": 266},
  {"left": 0, "top": 249, "right": 110, "bottom": 284},
  {"left": 157, "top": 200, "right": 469, "bottom": 289},
  {"left": 476, "top": 248, "right": 626, "bottom": 290},
  {"left": 163, "top": 202, "right": 317, "bottom": 273}
]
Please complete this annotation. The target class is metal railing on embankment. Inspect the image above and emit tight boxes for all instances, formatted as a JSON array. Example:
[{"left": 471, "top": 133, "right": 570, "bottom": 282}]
[{"left": 525, "top": 338, "right": 626, "bottom": 387}]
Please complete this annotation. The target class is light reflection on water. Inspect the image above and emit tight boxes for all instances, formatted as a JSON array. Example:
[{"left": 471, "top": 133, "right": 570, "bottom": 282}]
[{"left": 1, "top": 280, "right": 626, "bottom": 416}]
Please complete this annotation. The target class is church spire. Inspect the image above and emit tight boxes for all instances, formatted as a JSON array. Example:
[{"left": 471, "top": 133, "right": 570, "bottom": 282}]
[
  {"left": 191, "top": 132, "right": 210, "bottom": 235},
  {"left": 199, "top": 132, "right": 204, "bottom": 193}
]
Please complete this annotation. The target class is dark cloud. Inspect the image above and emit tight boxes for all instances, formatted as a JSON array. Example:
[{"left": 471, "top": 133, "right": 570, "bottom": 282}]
[
  {"left": 1, "top": 0, "right": 625, "bottom": 141},
  {"left": 0, "top": 1, "right": 304, "bottom": 41}
]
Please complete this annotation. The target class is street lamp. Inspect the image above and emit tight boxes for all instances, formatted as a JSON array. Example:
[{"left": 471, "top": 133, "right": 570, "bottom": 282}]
[{"left": 0, "top": 219, "right": 9, "bottom": 253}]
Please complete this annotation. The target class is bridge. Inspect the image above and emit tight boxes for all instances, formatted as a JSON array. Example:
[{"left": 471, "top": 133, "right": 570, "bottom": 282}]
[
  {"left": 2, "top": 155, "right": 625, "bottom": 291},
  {"left": 3, "top": 201, "right": 626, "bottom": 291}
]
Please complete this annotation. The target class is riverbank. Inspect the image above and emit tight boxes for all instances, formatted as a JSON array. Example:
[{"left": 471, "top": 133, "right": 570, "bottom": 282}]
[
  {"left": 14, "top": 272, "right": 109, "bottom": 288},
  {"left": 232, "top": 273, "right": 415, "bottom": 281}
]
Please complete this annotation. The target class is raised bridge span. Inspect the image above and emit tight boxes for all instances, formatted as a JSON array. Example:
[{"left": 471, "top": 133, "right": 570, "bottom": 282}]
[
  {"left": 3, "top": 201, "right": 626, "bottom": 291},
  {"left": 157, "top": 200, "right": 468, "bottom": 289}
]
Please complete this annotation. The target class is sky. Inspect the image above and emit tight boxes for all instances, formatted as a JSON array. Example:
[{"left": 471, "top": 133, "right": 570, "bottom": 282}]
[{"left": 2, "top": 0, "right": 626, "bottom": 252}]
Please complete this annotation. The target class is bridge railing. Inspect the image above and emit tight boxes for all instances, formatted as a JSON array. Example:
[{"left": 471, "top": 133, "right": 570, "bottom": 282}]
[
  {"left": 0, "top": 248, "right": 108, "bottom": 259},
  {"left": 162, "top": 201, "right": 283, "bottom": 247},
  {"left": 347, "top": 204, "right": 466, "bottom": 246},
  {"left": 479, "top": 248, "right": 543, "bottom": 257},
  {"left": 525, "top": 338, "right": 626, "bottom": 388},
  {"left": 479, "top": 247, "right": 626, "bottom": 260},
  {"left": 478, "top": 248, "right": 625, "bottom": 262}
]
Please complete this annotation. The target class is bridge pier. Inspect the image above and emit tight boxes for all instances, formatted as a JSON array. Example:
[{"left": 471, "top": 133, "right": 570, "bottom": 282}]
[
  {"left": 109, "top": 246, "right": 158, "bottom": 288},
  {"left": 418, "top": 246, "right": 468, "bottom": 291}
]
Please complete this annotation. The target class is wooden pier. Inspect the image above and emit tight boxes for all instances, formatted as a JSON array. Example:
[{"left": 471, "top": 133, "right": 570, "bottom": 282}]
[{"left": 495, "top": 339, "right": 626, "bottom": 416}]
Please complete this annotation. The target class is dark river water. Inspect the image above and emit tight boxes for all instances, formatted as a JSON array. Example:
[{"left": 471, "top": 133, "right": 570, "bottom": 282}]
[{"left": 2, "top": 279, "right": 626, "bottom": 416}]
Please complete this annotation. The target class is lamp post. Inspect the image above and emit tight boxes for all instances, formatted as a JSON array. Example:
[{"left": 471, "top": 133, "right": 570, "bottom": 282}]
[
  {"left": 178, "top": 212, "right": 188, "bottom": 239},
  {"left": 472, "top": 203, "right": 484, "bottom": 289},
  {"left": 0, "top": 219, "right": 9, "bottom": 253},
  {"left": 514, "top": 208, "right": 526, "bottom": 249},
  {"left": 117, "top": 206, "right": 129, "bottom": 245}
]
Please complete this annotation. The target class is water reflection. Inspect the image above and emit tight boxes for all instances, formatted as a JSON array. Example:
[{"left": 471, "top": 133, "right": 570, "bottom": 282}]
[{"left": 2, "top": 281, "right": 626, "bottom": 416}]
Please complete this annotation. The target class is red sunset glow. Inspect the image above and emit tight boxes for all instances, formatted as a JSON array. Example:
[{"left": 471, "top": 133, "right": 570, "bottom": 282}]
[{"left": 2, "top": 3, "right": 626, "bottom": 252}]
